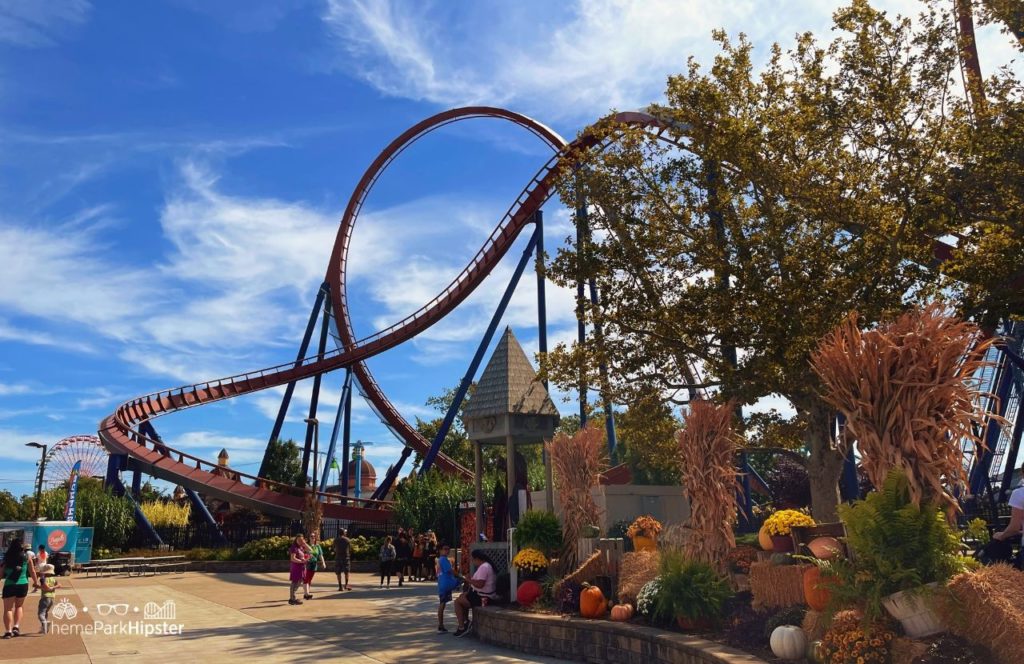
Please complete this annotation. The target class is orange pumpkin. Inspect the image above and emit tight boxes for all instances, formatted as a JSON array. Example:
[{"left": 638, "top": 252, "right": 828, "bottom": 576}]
[
  {"left": 803, "top": 566, "right": 832, "bottom": 612},
  {"left": 807, "top": 536, "right": 843, "bottom": 561},
  {"left": 579, "top": 583, "right": 607, "bottom": 619},
  {"left": 610, "top": 603, "right": 634, "bottom": 622},
  {"left": 758, "top": 525, "right": 774, "bottom": 551}
]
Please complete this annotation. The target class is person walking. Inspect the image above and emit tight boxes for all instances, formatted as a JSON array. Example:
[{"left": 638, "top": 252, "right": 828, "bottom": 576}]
[
  {"left": 303, "top": 533, "right": 325, "bottom": 600},
  {"left": 379, "top": 536, "right": 397, "bottom": 588},
  {"left": 435, "top": 543, "right": 460, "bottom": 633},
  {"left": 35, "top": 564, "right": 59, "bottom": 634},
  {"left": 288, "top": 535, "right": 310, "bottom": 605},
  {"left": 334, "top": 528, "right": 352, "bottom": 591},
  {"left": 2, "top": 540, "right": 38, "bottom": 638},
  {"left": 394, "top": 533, "right": 412, "bottom": 586}
]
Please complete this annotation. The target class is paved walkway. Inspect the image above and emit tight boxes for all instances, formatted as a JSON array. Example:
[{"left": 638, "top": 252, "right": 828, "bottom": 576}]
[{"left": 0, "top": 571, "right": 567, "bottom": 664}]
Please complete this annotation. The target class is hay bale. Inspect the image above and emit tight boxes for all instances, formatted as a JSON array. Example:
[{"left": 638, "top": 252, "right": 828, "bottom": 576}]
[
  {"left": 616, "top": 551, "right": 660, "bottom": 604},
  {"left": 939, "top": 564, "right": 1024, "bottom": 663},
  {"left": 750, "top": 561, "right": 810, "bottom": 610},
  {"left": 801, "top": 609, "right": 826, "bottom": 641},
  {"left": 553, "top": 550, "right": 607, "bottom": 601}
]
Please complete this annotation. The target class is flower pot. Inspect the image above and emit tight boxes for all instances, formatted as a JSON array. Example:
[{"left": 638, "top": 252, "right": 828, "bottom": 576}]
[
  {"left": 771, "top": 535, "right": 795, "bottom": 553},
  {"left": 632, "top": 535, "right": 657, "bottom": 552},
  {"left": 882, "top": 585, "right": 944, "bottom": 638},
  {"left": 676, "top": 615, "right": 712, "bottom": 631}
]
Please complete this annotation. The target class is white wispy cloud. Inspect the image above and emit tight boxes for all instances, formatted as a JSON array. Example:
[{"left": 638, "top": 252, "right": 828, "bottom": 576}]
[
  {"left": 0, "top": 0, "right": 90, "bottom": 48},
  {"left": 322, "top": 0, "right": 1022, "bottom": 121}
]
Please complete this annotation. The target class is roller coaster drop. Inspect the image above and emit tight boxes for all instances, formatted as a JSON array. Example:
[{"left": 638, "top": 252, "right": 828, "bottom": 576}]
[{"left": 98, "top": 107, "right": 1024, "bottom": 539}]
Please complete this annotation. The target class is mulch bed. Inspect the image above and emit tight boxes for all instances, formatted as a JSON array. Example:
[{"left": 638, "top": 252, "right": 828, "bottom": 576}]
[{"left": 910, "top": 634, "right": 997, "bottom": 664}]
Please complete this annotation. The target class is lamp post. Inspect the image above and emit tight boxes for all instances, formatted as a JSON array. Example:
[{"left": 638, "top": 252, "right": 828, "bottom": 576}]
[
  {"left": 304, "top": 418, "right": 319, "bottom": 497},
  {"left": 25, "top": 442, "right": 47, "bottom": 520},
  {"left": 352, "top": 441, "right": 365, "bottom": 500}
]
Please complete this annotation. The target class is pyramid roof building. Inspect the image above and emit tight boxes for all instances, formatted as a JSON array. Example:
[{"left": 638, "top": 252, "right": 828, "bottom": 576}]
[{"left": 463, "top": 327, "right": 559, "bottom": 420}]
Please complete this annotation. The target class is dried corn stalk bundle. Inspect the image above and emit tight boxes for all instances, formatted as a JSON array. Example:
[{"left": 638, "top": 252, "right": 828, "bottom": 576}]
[
  {"left": 940, "top": 564, "right": 1024, "bottom": 663},
  {"left": 548, "top": 426, "right": 608, "bottom": 573},
  {"left": 801, "top": 609, "right": 826, "bottom": 641},
  {"left": 749, "top": 561, "right": 811, "bottom": 610},
  {"left": 616, "top": 551, "right": 661, "bottom": 604},
  {"left": 677, "top": 400, "right": 740, "bottom": 573},
  {"left": 553, "top": 549, "right": 607, "bottom": 602},
  {"left": 810, "top": 304, "right": 1000, "bottom": 511}
]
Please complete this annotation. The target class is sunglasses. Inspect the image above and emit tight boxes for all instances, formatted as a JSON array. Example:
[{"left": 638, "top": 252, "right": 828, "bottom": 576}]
[{"left": 96, "top": 603, "right": 130, "bottom": 616}]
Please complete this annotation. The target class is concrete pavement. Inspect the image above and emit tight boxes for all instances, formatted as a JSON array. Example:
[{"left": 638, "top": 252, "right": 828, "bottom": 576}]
[{"left": 0, "top": 571, "right": 567, "bottom": 664}]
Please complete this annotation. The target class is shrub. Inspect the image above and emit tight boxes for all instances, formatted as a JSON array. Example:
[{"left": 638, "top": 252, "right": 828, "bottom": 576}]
[
  {"left": 234, "top": 535, "right": 293, "bottom": 561},
  {"left": 392, "top": 470, "right": 472, "bottom": 547},
  {"left": 651, "top": 551, "right": 733, "bottom": 627},
  {"left": 40, "top": 478, "right": 134, "bottom": 550},
  {"left": 513, "top": 510, "right": 563, "bottom": 554},
  {"left": 183, "top": 548, "right": 233, "bottom": 561},
  {"left": 763, "top": 606, "right": 808, "bottom": 640},
  {"left": 140, "top": 501, "right": 191, "bottom": 528}
]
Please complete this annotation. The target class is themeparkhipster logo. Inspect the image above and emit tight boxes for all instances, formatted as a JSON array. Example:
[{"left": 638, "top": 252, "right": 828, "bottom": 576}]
[{"left": 49, "top": 598, "right": 185, "bottom": 637}]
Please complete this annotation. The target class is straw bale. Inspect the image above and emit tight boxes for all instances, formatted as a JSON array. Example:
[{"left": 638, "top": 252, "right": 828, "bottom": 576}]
[
  {"left": 890, "top": 637, "right": 929, "bottom": 664},
  {"left": 801, "top": 609, "right": 826, "bottom": 641},
  {"left": 616, "top": 551, "right": 660, "bottom": 604},
  {"left": 940, "top": 564, "right": 1024, "bottom": 663},
  {"left": 553, "top": 549, "right": 606, "bottom": 601},
  {"left": 750, "top": 561, "right": 810, "bottom": 610}
]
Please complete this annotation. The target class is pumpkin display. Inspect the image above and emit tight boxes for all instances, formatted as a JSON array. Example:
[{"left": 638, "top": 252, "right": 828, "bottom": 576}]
[
  {"left": 807, "top": 536, "right": 843, "bottom": 561},
  {"left": 807, "top": 639, "right": 826, "bottom": 663},
  {"left": 516, "top": 580, "right": 542, "bottom": 607},
  {"left": 758, "top": 525, "right": 774, "bottom": 551},
  {"left": 770, "top": 625, "right": 808, "bottom": 660},
  {"left": 802, "top": 566, "right": 832, "bottom": 612},
  {"left": 610, "top": 603, "right": 634, "bottom": 622},
  {"left": 579, "top": 583, "right": 607, "bottom": 619}
]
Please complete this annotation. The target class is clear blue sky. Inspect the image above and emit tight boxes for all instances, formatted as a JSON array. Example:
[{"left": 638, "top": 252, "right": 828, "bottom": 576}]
[{"left": 0, "top": 1, "right": 1019, "bottom": 497}]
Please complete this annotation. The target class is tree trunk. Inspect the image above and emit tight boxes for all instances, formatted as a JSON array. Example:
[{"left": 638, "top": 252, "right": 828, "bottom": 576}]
[{"left": 802, "top": 398, "right": 845, "bottom": 522}]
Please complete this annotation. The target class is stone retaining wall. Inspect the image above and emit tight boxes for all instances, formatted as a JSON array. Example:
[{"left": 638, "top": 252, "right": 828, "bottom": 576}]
[
  {"left": 474, "top": 607, "right": 767, "bottom": 664},
  {"left": 177, "top": 560, "right": 379, "bottom": 574}
]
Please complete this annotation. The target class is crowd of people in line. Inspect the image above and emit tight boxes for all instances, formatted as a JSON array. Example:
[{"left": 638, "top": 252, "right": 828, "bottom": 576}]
[{"left": 286, "top": 526, "right": 497, "bottom": 637}]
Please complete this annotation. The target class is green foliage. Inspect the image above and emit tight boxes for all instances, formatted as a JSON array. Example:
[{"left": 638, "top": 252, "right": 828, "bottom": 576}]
[
  {"left": 234, "top": 535, "right": 293, "bottom": 561},
  {"left": 963, "top": 517, "right": 990, "bottom": 546},
  {"left": 821, "top": 470, "right": 965, "bottom": 622},
  {"left": 342, "top": 535, "right": 385, "bottom": 562},
  {"left": 616, "top": 390, "right": 682, "bottom": 485},
  {"left": 392, "top": 470, "right": 472, "bottom": 547},
  {"left": 608, "top": 520, "right": 631, "bottom": 540},
  {"left": 764, "top": 606, "right": 808, "bottom": 640},
  {"left": 512, "top": 510, "right": 563, "bottom": 554},
  {"left": 182, "top": 548, "right": 234, "bottom": 561},
  {"left": 262, "top": 439, "right": 304, "bottom": 486},
  {"left": 0, "top": 490, "right": 24, "bottom": 521},
  {"left": 39, "top": 478, "right": 134, "bottom": 551},
  {"left": 651, "top": 551, "right": 733, "bottom": 626}
]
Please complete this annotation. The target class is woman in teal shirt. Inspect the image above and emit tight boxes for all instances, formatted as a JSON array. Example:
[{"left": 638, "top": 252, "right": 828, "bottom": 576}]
[{"left": 2, "top": 539, "right": 39, "bottom": 638}]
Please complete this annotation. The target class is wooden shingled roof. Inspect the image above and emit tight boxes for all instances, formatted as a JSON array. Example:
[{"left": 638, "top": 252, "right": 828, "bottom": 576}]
[{"left": 463, "top": 327, "right": 559, "bottom": 419}]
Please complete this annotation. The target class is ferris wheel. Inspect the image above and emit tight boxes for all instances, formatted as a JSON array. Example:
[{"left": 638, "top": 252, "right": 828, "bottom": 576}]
[{"left": 41, "top": 435, "right": 109, "bottom": 488}]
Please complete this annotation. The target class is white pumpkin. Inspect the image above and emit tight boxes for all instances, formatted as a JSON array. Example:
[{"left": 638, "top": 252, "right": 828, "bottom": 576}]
[{"left": 770, "top": 625, "right": 807, "bottom": 660}]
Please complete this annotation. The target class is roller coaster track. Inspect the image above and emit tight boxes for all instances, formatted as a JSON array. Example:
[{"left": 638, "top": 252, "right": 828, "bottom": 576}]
[
  {"left": 99, "top": 107, "right": 676, "bottom": 519},
  {"left": 99, "top": 105, "right": 975, "bottom": 520}
]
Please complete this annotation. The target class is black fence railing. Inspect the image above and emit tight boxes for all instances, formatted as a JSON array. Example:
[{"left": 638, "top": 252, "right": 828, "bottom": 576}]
[{"left": 126, "top": 520, "right": 397, "bottom": 550}]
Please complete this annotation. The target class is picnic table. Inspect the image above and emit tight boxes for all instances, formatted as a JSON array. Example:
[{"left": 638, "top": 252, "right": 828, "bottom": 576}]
[{"left": 78, "top": 555, "right": 189, "bottom": 577}]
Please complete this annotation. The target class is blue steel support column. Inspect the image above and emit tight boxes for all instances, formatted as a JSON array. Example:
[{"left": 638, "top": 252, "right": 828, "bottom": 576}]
[
  {"left": 372, "top": 446, "right": 413, "bottom": 502},
  {"left": 970, "top": 347, "right": 1015, "bottom": 496},
  {"left": 341, "top": 374, "right": 353, "bottom": 497},
  {"left": 104, "top": 454, "right": 127, "bottom": 490},
  {"left": 738, "top": 453, "right": 754, "bottom": 530},
  {"left": 184, "top": 487, "right": 228, "bottom": 546},
  {"left": 419, "top": 222, "right": 542, "bottom": 474},
  {"left": 588, "top": 277, "right": 618, "bottom": 462},
  {"left": 131, "top": 469, "right": 142, "bottom": 500},
  {"left": 837, "top": 414, "right": 860, "bottom": 501},
  {"left": 259, "top": 283, "right": 328, "bottom": 478},
  {"left": 300, "top": 295, "right": 333, "bottom": 488},
  {"left": 535, "top": 211, "right": 556, "bottom": 512},
  {"left": 320, "top": 369, "right": 353, "bottom": 493},
  {"left": 576, "top": 187, "right": 589, "bottom": 427},
  {"left": 111, "top": 475, "right": 164, "bottom": 546}
]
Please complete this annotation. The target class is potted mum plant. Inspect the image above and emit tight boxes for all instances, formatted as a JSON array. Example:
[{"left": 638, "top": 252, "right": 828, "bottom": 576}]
[
  {"left": 762, "top": 509, "right": 815, "bottom": 553},
  {"left": 512, "top": 547, "right": 549, "bottom": 581},
  {"left": 627, "top": 515, "right": 662, "bottom": 552},
  {"left": 650, "top": 551, "right": 732, "bottom": 631}
]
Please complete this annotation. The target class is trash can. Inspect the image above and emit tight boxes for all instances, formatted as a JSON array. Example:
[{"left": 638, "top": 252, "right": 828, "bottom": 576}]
[{"left": 51, "top": 552, "right": 72, "bottom": 576}]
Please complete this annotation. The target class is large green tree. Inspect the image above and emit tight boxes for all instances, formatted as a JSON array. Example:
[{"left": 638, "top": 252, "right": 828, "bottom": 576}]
[
  {"left": 262, "top": 438, "right": 304, "bottom": 487},
  {"left": 547, "top": 1, "right": 998, "bottom": 520}
]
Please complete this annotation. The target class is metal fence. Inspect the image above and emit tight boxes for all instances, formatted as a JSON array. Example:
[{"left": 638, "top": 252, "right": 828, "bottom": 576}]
[{"left": 126, "top": 519, "right": 397, "bottom": 550}]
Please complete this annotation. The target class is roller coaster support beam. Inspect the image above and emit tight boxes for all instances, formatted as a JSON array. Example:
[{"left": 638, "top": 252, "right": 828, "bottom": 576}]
[
  {"left": 535, "top": 211, "right": 556, "bottom": 512},
  {"left": 969, "top": 339, "right": 1015, "bottom": 496},
  {"left": 587, "top": 277, "right": 618, "bottom": 462},
  {"left": 418, "top": 215, "right": 542, "bottom": 475},
  {"left": 837, "top": 413, "right": 860, "bottom": 501},
  {"left": 373, "top": 446, "right": 413, "bottom": 501},
  {"left": 737, "top": 453, "right": 754, "bottom": 530},
  {"left": 576, "top": 198, "right": 588, "bottom": 426},
  {"left": 341, "top": 370, "right": 353, "bottom": 497},
  {"left": 184, "top": 487, "right": 229, "bottom": 547},
  {"left": 999, "top": 404, "right": 1024, "bottom": 502},
  {"left": 300, "top": 293, "right": 333, "bottom": 488},
  {"left": 259, "top": 282, "right": 328, "bottom": 479},
  {"left": 131, "top": 469, "right": 142, "bottom": 500},
  {"left": 110, "top": 472, "right": 164, "bottom": 547},
  {"left": 104, "top": 453, "right": 126, "bottom": 492},
  {"left": 320, "top": 368, "right": 353, "bottom": 494}
]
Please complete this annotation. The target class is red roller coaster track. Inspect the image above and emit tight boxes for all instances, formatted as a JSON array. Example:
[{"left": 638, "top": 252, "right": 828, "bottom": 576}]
[{"left": 98, "top": 107, "right": 666, "bottom": 520}]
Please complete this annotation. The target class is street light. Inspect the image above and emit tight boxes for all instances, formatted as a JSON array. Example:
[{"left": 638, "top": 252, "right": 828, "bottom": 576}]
[
  {"left": 25, "top": 442, "right": 47, "bottom": 520},
  {"left": 304, "top": 418, "right": 319, "bottom": 492}
]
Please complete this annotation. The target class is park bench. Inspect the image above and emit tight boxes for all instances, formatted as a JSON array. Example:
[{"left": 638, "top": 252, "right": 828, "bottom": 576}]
[
  {"left": 79, "top": 557, "right": 145, "bottom": 577},
  {"left": 128, "top": 555, "right": 189, "bottom": 577}
]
